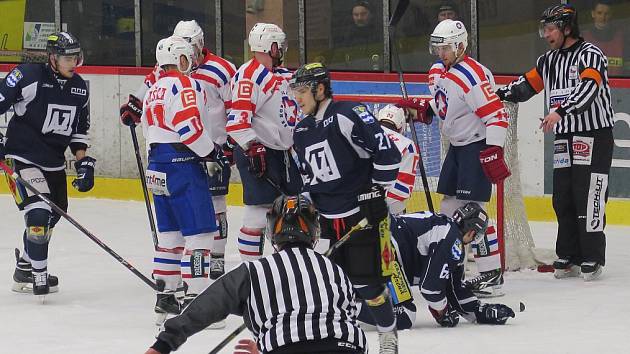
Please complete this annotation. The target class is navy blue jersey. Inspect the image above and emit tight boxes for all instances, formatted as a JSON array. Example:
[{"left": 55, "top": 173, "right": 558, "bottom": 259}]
[
  {"left": 390, "top": 212, "right": 477, "bottom": 313},
  {"left": 0, "top": 64, "right": 90, "bottom": 170},
  {"left": 293, "top": 100, "right": 401, "bottom": 217}
]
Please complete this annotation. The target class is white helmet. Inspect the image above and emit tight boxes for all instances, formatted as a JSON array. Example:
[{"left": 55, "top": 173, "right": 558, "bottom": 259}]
[
  {"left": 429, "top": 19, "right": 468, "bottom": 55},
  {"left": 248, "top": 23, "right": 286, "bottom": 53},
  {"left": 378, "top": 104, "right": 407, "bottom": 132},
  {"left": 173, "top": 20, "right": 204, "bottom": 52},
  {"left": 155, "top": 36, "right": 195, "bottom": 74}
]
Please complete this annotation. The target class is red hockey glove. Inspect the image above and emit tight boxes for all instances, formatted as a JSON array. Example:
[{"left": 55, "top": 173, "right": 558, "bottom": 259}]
[
  {"left": 245, "top": 142, "right": 267, "bottom": 178},
  {"left": 429, "top": 305, "right": 460, "bottom": 328},
  {"left": 120, "top": 94, "right": 143, "bottom": 126},
  {"left": 396, "top": 97, "right": 432, "bottom": 125},
  {"left": 479, "top": 146, "right": 511, "bottom": 184}
]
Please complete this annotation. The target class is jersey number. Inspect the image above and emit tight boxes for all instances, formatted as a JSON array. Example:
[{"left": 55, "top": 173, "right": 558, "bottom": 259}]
[
  {"left": 42, "top": 104, "right": 76, "bottom": 136},
  {"left": 375, "top": 132, "right": 392, "bottom": 151},
  {"left": 439, "top": 264, "right": 450, "bottom": 279}
]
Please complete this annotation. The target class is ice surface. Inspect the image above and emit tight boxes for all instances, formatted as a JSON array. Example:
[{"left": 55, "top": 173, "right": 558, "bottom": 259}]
[{"left": 1, "top": 196, "right": 629, "bottom": 354}]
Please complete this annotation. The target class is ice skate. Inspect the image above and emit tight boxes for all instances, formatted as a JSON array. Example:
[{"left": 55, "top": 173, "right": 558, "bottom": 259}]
[
  {"left": 464, "top": 269, "right": 504, "bottom": 298},
  {"left": 155, "top": 293, "right": 181, "bottom": 326},
  {"left": 581, "top": 262, "right": 603, "bottom": 282},
  {"left": 553, "top": 258, "right": 581, "bottom": 279},
  {"left": 378, "top": 329, "right": 398, "bottom": 354},
  {"left": 12, "top": 249, "right": 58, "bottom": 294}
]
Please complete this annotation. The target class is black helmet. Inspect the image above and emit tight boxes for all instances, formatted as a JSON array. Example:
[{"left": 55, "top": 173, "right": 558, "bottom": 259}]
[
  {"left": 539, "top": 4, "right": 579, "bottom": 39},
  {"left": 290, "top": 62, "right": 332, "bottom": 99},
  {"left": 265, "top": 195, "right": 320, "bottom": 249},
  {"left": 47, "top": 31, "right": 83, "bottom": 64},
  {"left": 452, "top": 202, "right": 489, "bottom": 243}
]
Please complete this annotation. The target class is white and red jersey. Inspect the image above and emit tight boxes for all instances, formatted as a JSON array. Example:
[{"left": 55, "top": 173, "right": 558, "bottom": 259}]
[
  {"left": 226, "top": 58, "right": 298, "bottom": 150},
  {"left": 191, "top": 49, "right": 237, "bottom": 145},
  {"left": 382, "top": 127, "right": 420, "bottom": 215},
  {"left": 141, "top": 71, "right": 214, "bottom": 157},
  {"left": 136, "top": 64, "right": 165, "bottom": 101},
  {"left": 428, "top": 55, "right": 508, "bottom": 147}
]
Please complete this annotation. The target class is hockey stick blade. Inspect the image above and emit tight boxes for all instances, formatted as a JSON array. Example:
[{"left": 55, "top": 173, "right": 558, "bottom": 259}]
[
  {"left": 389, "top": 0, "right": 410, "bottom": 27},
  {"left": 207, "top": 217, "right": 368, "bottom": 354}
]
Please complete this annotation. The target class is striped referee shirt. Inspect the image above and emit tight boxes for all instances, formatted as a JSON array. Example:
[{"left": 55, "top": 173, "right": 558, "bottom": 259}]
[
  {"left": 153, "top": 245, "right": 367, "bottom": 354},
  {"left": 497, "top": 38, "right": 614, "bottom": 134}
]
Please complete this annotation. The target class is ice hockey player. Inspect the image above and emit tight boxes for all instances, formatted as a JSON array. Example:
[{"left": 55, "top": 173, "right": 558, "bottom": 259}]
[
  {"left": 397, "top": 19, "right": 511, "bottom": 297},
  {"left": 140, "top": 36, "right": 228, "bottom": 324},
  {"left": 376, "top": 104, "right": 420, "bottom": 215},
  {"left": 0, "top": 32, "right": 94, "bottom": 296},
  {"left": 119, "top": 20, "right": 237, "bottom": 279},
  {"left": 226, "top": 23, "right": 302, "bottom": 261},
  {"left": 143, "top": 195, "right": 367, "bottom": 354},
  {"left": 357, "top": 203, "right": 516, "bottom": 329},
  {"left": 496, "top": 4, "right": 614, "bottom": 281},
  {"left": 291, "top": 62, "right": 401, "bottom": 354}
]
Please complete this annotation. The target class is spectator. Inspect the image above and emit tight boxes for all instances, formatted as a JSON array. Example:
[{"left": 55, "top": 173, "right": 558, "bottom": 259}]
[
  {"left": 333, "top": 1, "right": 383, "bottom": 70},
  {"left": 581, "top": 0, "right": 627, "bottom": 76},
  {"left": 437, "top": 1, "right": 459, "bottom": 22}
]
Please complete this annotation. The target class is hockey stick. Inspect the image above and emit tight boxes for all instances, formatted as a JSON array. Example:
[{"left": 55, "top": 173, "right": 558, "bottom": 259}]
[
  {"left": 0, "top": 161, "right": 158, "bottom": 291},
  {"left": 129, "top": 125, "right": 159, "bottom": 250},
  {"left": 497, "top": 180, "right": 506, "bottom": 272},
  {"left": 207, "top": 217, "right": 369, "bottom": 354},
  {"left": 388, "top": 0, "right": 434, "bottom": 213}
]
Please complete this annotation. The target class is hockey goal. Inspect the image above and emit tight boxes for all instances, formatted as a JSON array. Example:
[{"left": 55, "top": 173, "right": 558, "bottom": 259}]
[{"left": 401, "top": 102, "right": 553, "bottom": 271}]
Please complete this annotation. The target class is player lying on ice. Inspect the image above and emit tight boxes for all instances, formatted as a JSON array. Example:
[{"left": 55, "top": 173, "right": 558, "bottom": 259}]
[{"left": 231, "top": 203, "right": 516, "bottom": 354}]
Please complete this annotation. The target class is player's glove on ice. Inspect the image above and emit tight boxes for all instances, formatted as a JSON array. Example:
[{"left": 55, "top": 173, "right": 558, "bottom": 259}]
[
  {"left": 475, "top": 303, "right": 515, "bottom": 325},
  {"left": 245, "top": 142, "right": 267, "bottom": 178},
  {"left": 357, "top": 184, "right": 388, "bottom": 225},
  {"left": 396, "top": 97, "right": 433, "bottom": 124},
  {"left": 479, "top": 146, "right": 511, "bottom": 183},
  {"left": 72, "top": 156, "right": 96, "bottom": 192},
  {"left": 429, "top": 305, "right": 460, "bottom": 328},
  {"left": 0, "top": 132, "right": 6, "bottom": 160},
  {"left": 120, "top": 94, "right": 143, "bottom": 126}
]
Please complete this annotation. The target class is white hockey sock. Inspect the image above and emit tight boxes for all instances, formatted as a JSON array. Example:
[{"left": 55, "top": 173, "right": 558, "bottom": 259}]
[
  {"left": 181, "top": 248, "right": 210, "bottom": 294},
  {"left": 472, "top": 225, "right": 502, "bottom": 272},
  {"left": 153, "top": 246, "right": 184, "bottom": 291}
]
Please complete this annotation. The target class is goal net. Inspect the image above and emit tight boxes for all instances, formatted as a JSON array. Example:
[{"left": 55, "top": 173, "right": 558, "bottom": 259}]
[{"left": 400, "top": 102, "right": 551, "bottom": 271}]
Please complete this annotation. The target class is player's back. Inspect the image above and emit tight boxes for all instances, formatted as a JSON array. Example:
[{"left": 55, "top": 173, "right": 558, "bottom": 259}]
[{"left": 142, "top": 72, "right": 212, "bottom": 159}]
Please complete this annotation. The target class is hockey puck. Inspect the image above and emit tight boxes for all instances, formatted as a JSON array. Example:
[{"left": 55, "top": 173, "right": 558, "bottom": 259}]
[
  {"left": 519, "top": 302, "right": 525, "bottom": 312},
  {"left": 537, "top": 264, "right": 554, "bottom": 273}
]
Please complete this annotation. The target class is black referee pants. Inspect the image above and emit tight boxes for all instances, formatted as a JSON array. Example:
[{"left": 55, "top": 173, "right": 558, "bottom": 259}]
[{"left": 552, "top": 128, "right": 613, "bottom": 266}]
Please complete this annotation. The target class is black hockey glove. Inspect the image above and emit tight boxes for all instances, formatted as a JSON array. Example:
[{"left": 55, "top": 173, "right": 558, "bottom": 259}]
[
  {"left": 357, "top": 184, "right": 388, "bottom": 225},
  {"left": 120, "top": 94, "right": 143, "bottom": 126},
  {"left": 72, "top": 156, "right": 96, "bottom": 192},
  {"left": 475, "top": 303, "right": 515, "bottom": 325},
  {"left": 429, "top": 305, "right": 460, "bottom": 328},
  {"left": 205, "top": 143, "right": 231, "bottom": 172},
  {"left": 0, "top": 132, "right": 6, "bottom": 160},
  {"left": 223, "top": 136, "right": 237, "bottom": 165},
  {"left": 245, "top": 141, "right": 267, "bottom": 178}
]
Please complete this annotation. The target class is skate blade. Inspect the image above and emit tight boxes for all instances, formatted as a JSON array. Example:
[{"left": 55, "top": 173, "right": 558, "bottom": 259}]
[
  {"left": 12, "top": 282, "right": 59, "bottom": 294},
  {"left": 583, "top": 268, "right": 603, "bottom": 282},
  {"left": 205, "top": 319, "right": 226, "bottom": 330},
  {"left": 37, "top": 295, "right": 47, "bottom": 304},
  {"left": 553, "top": 267, "right": 581, "bottom": 279},
  {"left": 473, "top": 287, "right": 505, "bottom": 298}
]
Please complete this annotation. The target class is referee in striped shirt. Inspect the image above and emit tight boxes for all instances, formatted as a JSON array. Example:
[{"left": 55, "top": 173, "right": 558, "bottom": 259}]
[
  {"left": 144, "top": 195, "right": 367, "bottom": 354},
  {"left": 497, "top": 4, "right": 614, "bottom": 281}
]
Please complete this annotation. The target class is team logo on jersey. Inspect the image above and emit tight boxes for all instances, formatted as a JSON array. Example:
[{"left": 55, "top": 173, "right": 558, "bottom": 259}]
[
  {"left": 435, "top": 90, "right": 448, "bottom": 119},
  {"left": 451, "top": 238, "right": 463, "bottom": 261},
  {"left": 41, "top": 104, "right": 77, "bottom": 136},
  {"left": 549, "top": 88, "right": 572, "bottom": 109},
  {"left": 237, "top": 80, "right": 253, "bottom": 99},
  {"left": 569, "top": 65, "right": 578, "bottom": 80},
  {"left": 5, "top": 69, "right": 23, "bottom": 87},
  {"left": 352, "top": 105, "right": 375, "bottom": 124},
  {"left": 70, "top": 87, "right": 87, "bottom": 96},
  {"left": 281, "top": 95, "right": 299, "bottom": 127},
  {"left": 304, "top": 141, "right": 341, "bottom": 185}
]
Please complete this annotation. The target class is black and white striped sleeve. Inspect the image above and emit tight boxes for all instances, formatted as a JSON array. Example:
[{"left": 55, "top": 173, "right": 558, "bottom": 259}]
[
  {"left": 555, "top": 49, "right": 606, "bottom": 118},
  {"left": 496, "top": 55, "right": 545, "bottom": 103}
]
